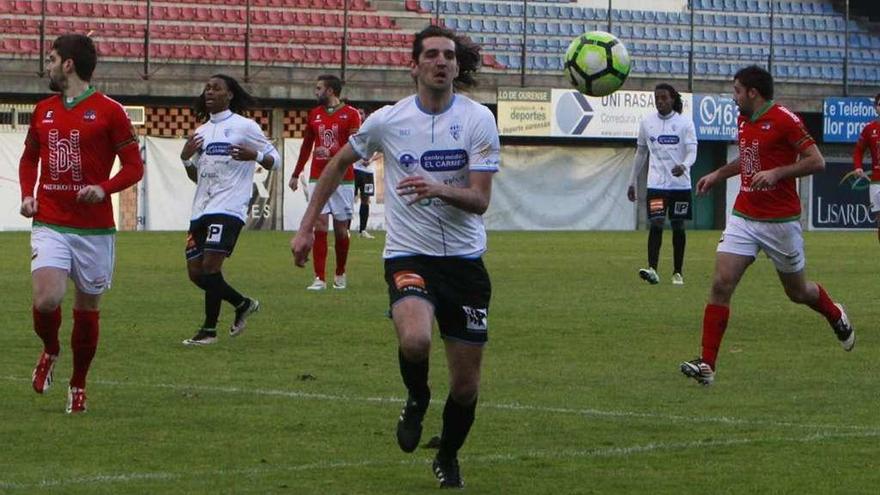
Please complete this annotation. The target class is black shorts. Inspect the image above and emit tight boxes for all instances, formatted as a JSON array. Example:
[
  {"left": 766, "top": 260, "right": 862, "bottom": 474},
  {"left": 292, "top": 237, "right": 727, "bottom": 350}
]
[
  {"left": 384, "top": 255, "right": 492, "bottom": 345},
  {"left": 646, "top": 188, "right": 693, "bottom": 221},
  {"left": 185, "top": 214, "right": 245, "bottom": 260},
  {"left": 354, "top": 169, "right": 375, "bottom": 197}
]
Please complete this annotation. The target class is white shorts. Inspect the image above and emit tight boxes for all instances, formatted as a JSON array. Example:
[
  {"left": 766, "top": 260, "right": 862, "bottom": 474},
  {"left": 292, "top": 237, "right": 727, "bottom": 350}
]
[
  {"left": 717, "top": 215, "right": 805, "bottom": 274},
  {"left": 31, "top": 226, "right": 116, "bottom": 294},
  {"left": 869, "top": 183, "right": 880, "bottom": 213},
  {"left": 316, "top": 183, "right": 355, "bottom": 221}
]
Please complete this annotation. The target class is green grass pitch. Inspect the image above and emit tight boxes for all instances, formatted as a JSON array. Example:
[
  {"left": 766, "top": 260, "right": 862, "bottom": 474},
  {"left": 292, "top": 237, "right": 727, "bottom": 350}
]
[{"left": 0, "top": 230, "right": 877, "bottom": 494}]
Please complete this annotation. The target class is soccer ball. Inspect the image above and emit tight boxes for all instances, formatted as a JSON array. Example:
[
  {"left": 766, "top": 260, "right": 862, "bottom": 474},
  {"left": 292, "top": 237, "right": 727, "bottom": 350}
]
[{"left": 563, "top": 31, "right": 631, "bottom": 97}]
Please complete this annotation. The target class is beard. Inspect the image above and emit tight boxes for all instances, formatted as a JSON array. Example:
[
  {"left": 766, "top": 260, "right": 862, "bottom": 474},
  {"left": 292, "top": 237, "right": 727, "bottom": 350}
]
[{"left": 48, "top": 78, "right": 62, "bottom": 92}]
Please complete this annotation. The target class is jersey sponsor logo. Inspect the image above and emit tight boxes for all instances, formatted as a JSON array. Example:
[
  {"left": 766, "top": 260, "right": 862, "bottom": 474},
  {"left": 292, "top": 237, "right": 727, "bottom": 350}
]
[
  {"left": 42, "top": 110, "right": 54, "bottom": 123},
  {"left": 399, "top": 152, "right": 418, "bottom": 171},
  {"left": 206, "top": 224, "right": 224, "bottom": 243},
  {"left": 657, "top": 135, "right": 680, "bottom": 145},
  {"left": 739, "top": 139, "right": 761, "bottom": 189},
  {"left": 48, "top": 129, "right": 83, "bottom": 182},
  {"left": 205, "top": 142, "right": 232, "bottom": 155},
  {"left": 397, "top": 128, "right": 411, "bottom": 137},
  {"left": 420, "top": 149, "right": 468, "bottom": 172},
  {"left": 462, "top": 306, "right": 488, "bottom": 332},
  {"left": 449, "top": 122, "right": 462, "bottom": 141},
  {"left": 393, "top": 270, "right": 426, "bottom": 290},
  {"left": 83, "top": 109, "right": 96, "bottom": 121},
  {"left": 760, "top": 123, "right": 772, "bottom": 131}
]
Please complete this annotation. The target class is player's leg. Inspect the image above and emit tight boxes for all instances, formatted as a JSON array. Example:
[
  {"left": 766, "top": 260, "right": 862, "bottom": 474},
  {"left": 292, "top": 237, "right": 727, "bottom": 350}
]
[
  {"left": 65, "top": 231, "right": 114, "bottom": 413},
  {"left": 308, "top": 213, "right": 330, "bottom": 289},
  {"left": 359, "top": 193, "right": 371, "bottom": 236},
  {"left": 386, "top": 258, "right": 435, "bottom": 453},
  {"left": 766, "top": 221, "right": 854, "bottom": 351},
  {"left": 329, "top": 184, "right": 354, "bottom": 289},
  {"left": 30, "top": 227, "right": 72, "bottom": 394},
  {"left": 870, "top": 183, "right": 880, "bottom": 245},
  {"left": 681, "top": 217, "right": 756, "bottom": 385},
  {"left": 432, "top": 257, "right": 490, "bottom": 488},
  {"left": 639, "top": 190, "right": 665, "bottom": 284},
  {"left": 669, "top": 189, "right": 692, "bottom": 284}
]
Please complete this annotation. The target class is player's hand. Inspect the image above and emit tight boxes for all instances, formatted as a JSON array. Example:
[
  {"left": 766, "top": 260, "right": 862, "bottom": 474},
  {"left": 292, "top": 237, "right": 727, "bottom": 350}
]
[
  {"left": 180, "top": 134, "right": 203, "bottom": 160},
  {"left": 76, "top": 185, "right": 106, "bottom": 203},
  {"left": 230, "top": 145, "right": 257, "bottom": 162},
  {"left": 19, "top": 197, "right": 38, "bottom": 217},
  {"left": 627, "top": 185, "right": 636, "bottom": 202},
  {"left": 289, "top": 175, "right": 299, "bottom": 191},
  {"left": 853, "top": 168, "right": 868, "bottom": 180},
  {"left": 750, "top": 169, "right": 779, "bottom": 190},
  {"left": 696, "top": 172, "right": 717, "bottom": 196},
  {"left": 291, "top": 230, "right": 314, "bottom": 268},
  {"left": 396, "top": 176, "right": 440, "bottom": 205},
  {"left": 671, "top": 165, "right": 685, "bottom": 177}
]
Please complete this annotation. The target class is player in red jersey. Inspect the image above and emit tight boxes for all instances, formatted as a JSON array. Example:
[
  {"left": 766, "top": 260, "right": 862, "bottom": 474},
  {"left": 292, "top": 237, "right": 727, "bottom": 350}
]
[
  {"left": 289, "top": 75, "right": 362, "bottom": 290},
  {"left": 679, "top": 65, "right": 854, "bottom": 385},
  {"left": 852, "top": 93, "right": 880, "bottom": 242},
  {"left": 18, "top": 35, "right": 144, "bottom": 413}
]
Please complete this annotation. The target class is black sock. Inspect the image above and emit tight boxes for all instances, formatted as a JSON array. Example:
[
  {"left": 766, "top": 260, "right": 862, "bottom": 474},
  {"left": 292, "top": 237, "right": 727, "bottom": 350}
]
[
  {"left": 672, "top": 224, "right": 686, "bottom": 274},
  {"left": 438, "top": 394, "right": 477, "bottom": 461},
  {"left": 202, "top": 272, "right": 246, "bottom": 308},
  {"left": 200, "top": 273, "right": 223, "bottom": 329},
  {"left": 648, "top": 224, "right": 663, "bottom": 269},
  {"left": 359, "top": 202, "right": 369, "bottom": 232},
  {"left": 398, "top": 348, "right": 430, "bottom": 409}
]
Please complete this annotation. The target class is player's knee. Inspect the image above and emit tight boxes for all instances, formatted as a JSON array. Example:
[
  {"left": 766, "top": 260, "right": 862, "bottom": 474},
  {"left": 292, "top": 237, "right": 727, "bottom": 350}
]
[
  {"left": 709, "top": 277, "right": 735, "bottom": 302},
  {"left": 783, "top": 285, "right": 811, "bottom": 304},
  {"left": 649, "top": 219, "right": 665, "bottom": 231},
  {"left": 449, "top": 380, "right": 479, "bottom": 405},
  {"left": 33, "top": 296, "right": 61, "bottom": 313},
  {"left": 399, "top": 335, "right": 431, "bottom": 361},
  {"left": 671, "top": 220, "right": 685, "bottom": 231}
]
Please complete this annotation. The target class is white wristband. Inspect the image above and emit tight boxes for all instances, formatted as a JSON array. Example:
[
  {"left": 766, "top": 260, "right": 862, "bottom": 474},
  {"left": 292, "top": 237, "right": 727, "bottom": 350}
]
[{"left": 255, "top": 150, "right": 265, "bottom": 164}]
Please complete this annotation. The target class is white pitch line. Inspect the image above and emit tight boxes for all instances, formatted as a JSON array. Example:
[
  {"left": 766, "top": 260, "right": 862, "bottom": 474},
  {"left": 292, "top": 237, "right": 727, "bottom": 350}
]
[
  {"left": 2, "top": 375, "right": 875, "bottom": 433},
  {"left": 2, "top": 430, "right": 878, "bottom": 491}
]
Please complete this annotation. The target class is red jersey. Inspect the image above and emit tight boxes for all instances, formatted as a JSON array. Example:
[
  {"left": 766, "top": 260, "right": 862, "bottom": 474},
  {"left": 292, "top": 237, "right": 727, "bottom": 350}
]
[
  {"left": 294, "top": 104, "right": 361, "bottom": 182},
  {"left": 732, "top": 102, "right": 815, "bottom": 221},
  {"left": 19, "top": 88, "right": 143, "bottom": 232},
  {"left": 853, "top": 120, "right": 880, "bottom": 182}
]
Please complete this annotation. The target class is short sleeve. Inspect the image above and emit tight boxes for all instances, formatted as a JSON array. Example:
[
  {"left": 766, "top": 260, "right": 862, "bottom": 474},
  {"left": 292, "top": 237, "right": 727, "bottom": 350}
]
[
  {"left": 468, "top": 105, "right": 500, "bottom": 172},
  {"left": 636, "top": 119, "right": 648, "bottom": 147},
  {"left": 781, "top": 110, "right": 815, "bottom": 152},
  {"left": 348, "top": 105, "right": 388, "bottom": 159}
]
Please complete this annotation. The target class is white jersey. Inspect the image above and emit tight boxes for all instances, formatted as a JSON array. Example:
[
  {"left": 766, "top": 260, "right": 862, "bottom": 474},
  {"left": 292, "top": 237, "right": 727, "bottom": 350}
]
[
  {"left": 189, "top": 110, "right": 281, "bottom": 222},
  {"left": 353, "top": 154, "right": 374, "bottom": 173},
  {"left": 637, "top": 111, "right": 697, "bottom": 190},
  {"left": 349, "top": 94, "right": 500, "bottom": 258}
]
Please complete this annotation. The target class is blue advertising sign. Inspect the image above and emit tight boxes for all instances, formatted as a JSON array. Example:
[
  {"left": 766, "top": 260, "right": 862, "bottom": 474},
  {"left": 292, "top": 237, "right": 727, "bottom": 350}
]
[
  {"left": 822, "top": 97, "right": 876, "bottom": 143},
  {"left": 693, "top": 94, "right": 739, "bottom": 141},
  {"left": 810, "top": 161, "right": 873, "bottom": 230}
]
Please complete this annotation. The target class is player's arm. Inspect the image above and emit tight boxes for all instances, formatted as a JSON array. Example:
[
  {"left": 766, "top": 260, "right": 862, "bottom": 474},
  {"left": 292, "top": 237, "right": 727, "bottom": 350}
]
[
  {"left": 672, "top": 122, "right": 698, "bottom": 177},
  {"left": 627, "top": 145, "right": 648, "bottom": 201},
  {"left": 18, "top": 122, "right": 40, "bottom": 217},
  {"left": 852, "top": 135, "right": 867, "bottom": 179},
  {"left": 397, "top": 170, "right": 493, "bottom": 214},
  {"left": 696, "top": 158, "right": 740, "bottom": 195},
  {"left": 230, "top": 121, "right": 281, "bottom": 171},
  {"left": 181, "top": 133, "right": 203, "bottom": 184},
  {"left": 291, "top": 144, "right": 361, "bottom": 266},
  {"left": 290, "top": 126, "right": 315, "bottom": 191}
]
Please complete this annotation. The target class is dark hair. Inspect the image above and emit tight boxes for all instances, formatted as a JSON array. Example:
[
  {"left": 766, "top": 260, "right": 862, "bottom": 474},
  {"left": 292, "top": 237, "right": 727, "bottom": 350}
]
[
  {"left": 317, "top": 74, "right": 343, "bottom": 96},
  {"left": 734, "top": 65, "right": 774, "bottom": 100},
  {"left": 874, "top": 93, "right": 880, "bottom": 106},
  {"left": 655, "top": 83, "right": 683, "bottom": 114},
  {"left": 193, "top": 74, "right": 257, "bottom": 122},
  {"left": 51, "top": 34, "right": 97, "bottom": 82},
  {"left": 412, "top": 25, "right": 481, "bottom": 89}
]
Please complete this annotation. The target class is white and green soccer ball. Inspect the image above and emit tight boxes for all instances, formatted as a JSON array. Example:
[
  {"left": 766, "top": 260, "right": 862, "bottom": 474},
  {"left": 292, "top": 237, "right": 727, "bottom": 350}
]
[{"left": 563, "top": 31, "right": 631, "bottom": 97}]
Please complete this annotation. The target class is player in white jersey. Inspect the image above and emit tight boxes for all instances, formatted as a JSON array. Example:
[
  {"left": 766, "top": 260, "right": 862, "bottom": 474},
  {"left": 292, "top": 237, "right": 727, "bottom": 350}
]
[
  {"left": 627, "top": 83, "right": 698, "bottom": 285},
  {"left": 353, "top": 150, "right": 378, "bottom": 239},
  {"left": 179, "top": 74, "right": 280, "bottom": 346},
  {"left": 292, "top": 26, "right": 500, "bottom": 489}
]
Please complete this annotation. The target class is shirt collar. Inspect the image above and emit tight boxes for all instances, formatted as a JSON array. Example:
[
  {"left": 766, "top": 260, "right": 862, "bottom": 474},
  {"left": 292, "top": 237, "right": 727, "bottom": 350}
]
[{"left": 210, "top": 109, "right": 234, "bottom": 123}]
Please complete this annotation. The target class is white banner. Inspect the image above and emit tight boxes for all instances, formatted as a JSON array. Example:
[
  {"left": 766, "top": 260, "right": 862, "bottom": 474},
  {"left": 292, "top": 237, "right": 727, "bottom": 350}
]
[
  {"left": 0, "top": 133, "right": 31, "bottom": 230},
  {"left": 551, "top": 89, "right": 693, "bottom": 139},
  {"left": 142, "top": 137, "right": 196, "bottom": 230},
  {"left": 486, "top": 145, "right": 636, "bottom": 230}
]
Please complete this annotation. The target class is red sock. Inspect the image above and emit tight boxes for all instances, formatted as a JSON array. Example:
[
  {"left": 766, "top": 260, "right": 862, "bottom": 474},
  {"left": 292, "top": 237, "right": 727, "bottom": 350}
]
[
  {"left": 33, "top": 306, "right": 61, "bottom": 356},
  {"left": 335, "top": 231, "right": 350, "bottom": 276},
  {"left": 809, "top": 284, "right": 842, "bottom": 325},
  {"left": 70, "top": 309, "right": 100, "bottom": 389},
  {"left": 313, "top": 230, "right": 328, "bottom": 281},
  {"left": 701, "top": 304, "right": 730, "bottom": 369}
]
